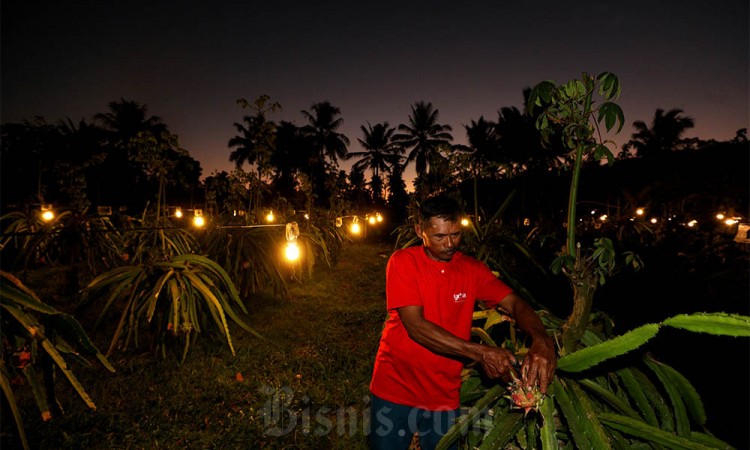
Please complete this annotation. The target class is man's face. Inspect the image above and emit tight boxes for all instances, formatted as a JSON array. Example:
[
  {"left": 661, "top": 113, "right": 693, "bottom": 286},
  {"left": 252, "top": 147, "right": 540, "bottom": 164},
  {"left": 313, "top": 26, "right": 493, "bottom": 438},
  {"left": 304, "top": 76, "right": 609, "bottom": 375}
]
[{"left": 415, "top": 216, "right": 463, "bottom": 262}]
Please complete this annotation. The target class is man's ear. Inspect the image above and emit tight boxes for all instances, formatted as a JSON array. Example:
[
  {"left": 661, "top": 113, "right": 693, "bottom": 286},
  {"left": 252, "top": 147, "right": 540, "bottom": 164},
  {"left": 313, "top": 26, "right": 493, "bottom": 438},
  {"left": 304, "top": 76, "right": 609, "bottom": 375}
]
[{"left": 414, "top": 223, "right": 423, "bottom": 237}]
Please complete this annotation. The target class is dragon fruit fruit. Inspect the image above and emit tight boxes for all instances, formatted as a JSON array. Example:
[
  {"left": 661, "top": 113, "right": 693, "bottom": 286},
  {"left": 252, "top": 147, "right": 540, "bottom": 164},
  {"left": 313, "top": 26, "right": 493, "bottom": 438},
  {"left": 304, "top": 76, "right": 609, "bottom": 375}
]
[{"left": 506, "top": 372, "right": 544, "bottom": 415}]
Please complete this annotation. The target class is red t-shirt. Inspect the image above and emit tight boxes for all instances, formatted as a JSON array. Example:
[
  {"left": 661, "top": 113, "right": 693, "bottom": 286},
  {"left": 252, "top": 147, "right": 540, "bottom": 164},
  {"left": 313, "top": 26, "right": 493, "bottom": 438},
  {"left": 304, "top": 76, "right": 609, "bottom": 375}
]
[{"left": 370, "top": 245, "right": 513, "bottom": 410}]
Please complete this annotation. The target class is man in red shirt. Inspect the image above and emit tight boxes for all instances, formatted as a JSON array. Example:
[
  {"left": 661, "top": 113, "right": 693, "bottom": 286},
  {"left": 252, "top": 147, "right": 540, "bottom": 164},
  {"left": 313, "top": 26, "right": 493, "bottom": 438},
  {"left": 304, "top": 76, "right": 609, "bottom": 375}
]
[{"left": 369, "top": 194, "right": 556, "bottom": 450}]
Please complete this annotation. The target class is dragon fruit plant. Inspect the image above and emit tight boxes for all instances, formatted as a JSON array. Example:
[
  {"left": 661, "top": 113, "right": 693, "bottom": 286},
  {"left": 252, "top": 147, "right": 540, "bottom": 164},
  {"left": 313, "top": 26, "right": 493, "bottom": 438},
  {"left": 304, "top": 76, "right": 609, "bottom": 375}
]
[{"left": 435, "top": 73, "right": 750, "bottom": 450}]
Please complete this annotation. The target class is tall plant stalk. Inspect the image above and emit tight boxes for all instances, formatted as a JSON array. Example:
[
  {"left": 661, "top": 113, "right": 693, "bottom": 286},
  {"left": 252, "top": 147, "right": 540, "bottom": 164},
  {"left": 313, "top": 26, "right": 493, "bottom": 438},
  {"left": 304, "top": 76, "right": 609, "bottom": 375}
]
[{"left": 527, "top": 72, "right": 627, "bottom": 354}]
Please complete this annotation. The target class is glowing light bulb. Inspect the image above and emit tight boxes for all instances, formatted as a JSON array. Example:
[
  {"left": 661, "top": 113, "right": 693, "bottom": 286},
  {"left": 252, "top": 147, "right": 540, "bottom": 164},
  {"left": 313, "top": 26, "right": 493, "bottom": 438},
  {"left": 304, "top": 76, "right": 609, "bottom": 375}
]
[
  {"left": 193, "top": 216, "right": 205, "bottom": 227},
  {"left": 636, "top": 208, "right": 644, "bottom": 216},
  {"left": 266, "top": 211, "right": 275, "bottom": 222},
  {"left": 40, "top": 204, "right": 54, "bottom": 221},
  {"left": 175, "top": 209, "right": 183, "bottom": 218},
  {"left": 460, "top": 218, "right": 470, "bottom": 227},
  {"left": 368, "top": 216, "right": 376, "bottom": 225},
  {"left": 285, "top": 242, "right": 300, "bottom": 261},
  {"left": 351, "top": 222, "right": 361, "bottom": 234}
]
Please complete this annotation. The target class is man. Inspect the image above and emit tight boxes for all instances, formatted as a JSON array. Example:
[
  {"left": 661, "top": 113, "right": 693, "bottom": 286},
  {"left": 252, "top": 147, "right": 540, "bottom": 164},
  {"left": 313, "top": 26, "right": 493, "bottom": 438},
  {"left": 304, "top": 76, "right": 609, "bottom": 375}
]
[{"left": 369, "top": 194, "right": 556, "bottom": 450}]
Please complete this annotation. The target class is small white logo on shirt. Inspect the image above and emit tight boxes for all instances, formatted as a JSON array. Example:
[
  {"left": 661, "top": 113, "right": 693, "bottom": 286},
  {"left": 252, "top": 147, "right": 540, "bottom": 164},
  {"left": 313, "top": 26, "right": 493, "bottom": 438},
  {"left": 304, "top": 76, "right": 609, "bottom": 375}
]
[{"left": 453, "top": 292, "right": 467, "bottom": 303}]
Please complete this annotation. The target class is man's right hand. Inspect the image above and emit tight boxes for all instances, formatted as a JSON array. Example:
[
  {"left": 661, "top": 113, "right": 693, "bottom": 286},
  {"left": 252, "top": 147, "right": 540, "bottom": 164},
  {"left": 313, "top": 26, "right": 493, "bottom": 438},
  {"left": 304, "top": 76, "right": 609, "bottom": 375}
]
[{"left": 477, "top": 346, "right": 519, "bottom": 382}]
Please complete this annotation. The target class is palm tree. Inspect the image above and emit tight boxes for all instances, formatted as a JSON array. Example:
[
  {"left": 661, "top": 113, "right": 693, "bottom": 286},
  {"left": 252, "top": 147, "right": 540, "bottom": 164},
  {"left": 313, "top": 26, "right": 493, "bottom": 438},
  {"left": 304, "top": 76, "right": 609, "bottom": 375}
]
[
  {"left": 300, "top": 101, "right": 350, "bottom": 207},
  {"left": 93, "top": 99, "right": 169, "bottom": 210},
  {"left": 494, "top": 105, "right": 562, "bottom": 175},
  {"left": 622, "top": 108, "right": 695, "bottom": 160},
  {"left": 387, "top": 163, "right": 410, "bottom": 221},
  {"left": 349, "top": 122, "right": 404, "bottom": 202},
  {"left": 457, "top": 116, "right": 499, "bottom": 173},
  {"left": 228, "top": 96, "right": 281, "bottom": 217},
  {"left": 94, "top": 98, "right": 167, "bottom": 148},
  {"left": 227, "top": 95, "right": 280, "bottom": 182},
  {"left": 270, "top": 121, "right": 309, "bottom": 205},
  {"left": 454, "top": 116, "right": 500, "bottom": 218},
  {"left": 393, "top": 101, "right": 453, "bottom": 194},
  {"left": 300, "top": 101, "right": 350, "bottom": 167},
  {"left": 54, "top": 118, "right": 107, "bottom": 211}
]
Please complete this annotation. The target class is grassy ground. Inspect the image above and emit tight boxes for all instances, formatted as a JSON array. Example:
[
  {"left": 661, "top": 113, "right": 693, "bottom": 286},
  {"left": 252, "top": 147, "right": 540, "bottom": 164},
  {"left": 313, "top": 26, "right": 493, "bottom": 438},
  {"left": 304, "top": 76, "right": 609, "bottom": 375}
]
[{"left": 7, "top": 239, "right": 394, "bottom": 449}]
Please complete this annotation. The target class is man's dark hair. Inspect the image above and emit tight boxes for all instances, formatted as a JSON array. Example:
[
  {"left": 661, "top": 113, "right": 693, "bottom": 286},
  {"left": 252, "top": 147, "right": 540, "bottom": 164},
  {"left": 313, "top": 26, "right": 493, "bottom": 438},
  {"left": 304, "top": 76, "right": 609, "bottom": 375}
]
[{"left": 417, "top": 194, "right": 463, "bottom": 224}]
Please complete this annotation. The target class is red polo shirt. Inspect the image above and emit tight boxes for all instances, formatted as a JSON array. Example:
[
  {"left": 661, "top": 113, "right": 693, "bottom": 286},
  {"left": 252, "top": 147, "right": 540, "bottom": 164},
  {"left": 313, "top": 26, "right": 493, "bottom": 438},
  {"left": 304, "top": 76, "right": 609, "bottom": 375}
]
[{"left": 370, "top": 245, "right": 513, "bottom": 410}]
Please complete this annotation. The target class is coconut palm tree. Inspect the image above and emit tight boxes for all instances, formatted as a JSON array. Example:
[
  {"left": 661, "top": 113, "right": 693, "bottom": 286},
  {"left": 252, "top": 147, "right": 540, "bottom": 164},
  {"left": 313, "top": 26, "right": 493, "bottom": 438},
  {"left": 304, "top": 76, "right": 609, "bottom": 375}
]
[
  {"left": 393, "top": 101, "right": 453, "bottom": 195},
  {"left": 457, "top": 116, "right": 499, "bottom": 173},
  {"left": 228, "top": 95, "right": 280, "bottom": 182},
  {"left": 300, "top": 101, "right": 350, "bottom": 207},
  {"left": 93, "top": 99, "right": 170, "bottom": 210},
  {"left": 55, "top": 118, "right": 107, "bottom": 211},
  {"left": 622, "top": 108, "right": 695, "bottom": 160},
  {"left": 300, "top": 101, "right": 350, "bottom": 167},
  {"left": 94, "top": 99, "right": 167, "bottom": 148},
  {"left": 494, "top": 105, "right": 564, "bottom": 175},
  {"left": 349, "top": 122, "right": 404, "bottom": 202},
  {"left": 1, "top": 119, "right": 63, "bottom": 206},
  {"left": 228, "top": 96, "right": 281, "bottom": 218},
  {"left": 270, "top": 121, "right": 309, "bottom": 205}
]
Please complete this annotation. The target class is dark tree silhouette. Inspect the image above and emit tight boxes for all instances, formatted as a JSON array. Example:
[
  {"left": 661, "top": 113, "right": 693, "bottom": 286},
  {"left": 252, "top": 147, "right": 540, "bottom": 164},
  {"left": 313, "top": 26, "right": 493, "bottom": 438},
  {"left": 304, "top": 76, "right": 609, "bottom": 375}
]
[
  {"left": 270, "top": 121, "right": 308, "bottom": 206},
  {"left": 300, "top": 101, "right": 350, "bottom": 207},
  {"left": 622, "top": 108, "right": 695, "bottom": 160},
  {"left": 300, "top": 101, "right": 350, "bottom": 167},
  {"left": 93, "top": 99, "right": 171, "bottom": 210},
  {"left": 393, "top": 102, "right": 453, "bottom": 178},
  {"left": 350, "top": 121, "right": 404, "bottom": 203},
  {"left": 227, "top": 95, "right": 280, "bottom": 182}
]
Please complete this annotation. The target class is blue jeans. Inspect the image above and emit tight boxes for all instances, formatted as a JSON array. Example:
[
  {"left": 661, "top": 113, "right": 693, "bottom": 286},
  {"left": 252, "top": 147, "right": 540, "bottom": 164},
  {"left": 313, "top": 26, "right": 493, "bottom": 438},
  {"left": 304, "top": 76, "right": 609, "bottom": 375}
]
[{"left": 369, "top": 394, "right": 461, "bottom": 450}]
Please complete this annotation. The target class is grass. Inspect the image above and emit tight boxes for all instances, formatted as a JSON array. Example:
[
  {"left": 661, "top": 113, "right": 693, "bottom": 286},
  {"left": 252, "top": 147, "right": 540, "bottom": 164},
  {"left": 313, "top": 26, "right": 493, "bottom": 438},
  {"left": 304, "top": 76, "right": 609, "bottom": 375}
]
[{"left": 4, "top": 239, "right": 394, "bottom": 449}]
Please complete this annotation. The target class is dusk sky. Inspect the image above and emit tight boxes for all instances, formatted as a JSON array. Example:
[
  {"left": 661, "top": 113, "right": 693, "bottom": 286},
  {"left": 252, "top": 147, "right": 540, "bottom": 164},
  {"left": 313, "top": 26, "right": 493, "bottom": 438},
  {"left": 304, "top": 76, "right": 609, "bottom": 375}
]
[{"left": 2, "top": 0, "right": 748, "bottom": 184}]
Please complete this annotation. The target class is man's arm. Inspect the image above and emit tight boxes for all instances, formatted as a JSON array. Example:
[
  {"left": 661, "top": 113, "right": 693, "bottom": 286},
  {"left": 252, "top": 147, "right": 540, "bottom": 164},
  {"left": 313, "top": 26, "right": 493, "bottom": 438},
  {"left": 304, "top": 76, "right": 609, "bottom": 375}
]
[
  {"left": 495, "top": 293, "right": 557, "bottom": 393},
  {"left": 397, "top": 305, "right": 520, "bottom": 381},
  {"left": 398, "top": 292, "right": 557, "bottom": 393}
]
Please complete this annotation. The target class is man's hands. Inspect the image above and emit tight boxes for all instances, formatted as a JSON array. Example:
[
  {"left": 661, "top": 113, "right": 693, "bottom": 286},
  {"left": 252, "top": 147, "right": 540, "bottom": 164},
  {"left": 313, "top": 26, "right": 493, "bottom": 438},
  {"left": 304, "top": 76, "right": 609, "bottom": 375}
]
[
  {"left": 397, "top": 301, "right": 557, "bottom": 394},
  {"left": 493, "top": 293, "right": 558, "bottom": 394},
  {"left": 520, "top": 336, "right": 557, "bottom": 394},
  {"left": 476, "top": 346, "right": 518, "bottom": 381},
  {"left": 475, "top": 335, "right": 556, "bottom": 394}
]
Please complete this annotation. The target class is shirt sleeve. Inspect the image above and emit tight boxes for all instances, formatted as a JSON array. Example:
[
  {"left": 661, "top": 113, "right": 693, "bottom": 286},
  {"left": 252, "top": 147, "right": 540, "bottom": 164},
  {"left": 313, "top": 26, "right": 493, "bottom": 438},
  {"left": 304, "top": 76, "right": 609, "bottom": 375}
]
[
  {"left": 473, "top": 260, "right": 513, "bottom": 308},
  {"left": 385, "top": 250, "right": 423, "bottom": 310}
]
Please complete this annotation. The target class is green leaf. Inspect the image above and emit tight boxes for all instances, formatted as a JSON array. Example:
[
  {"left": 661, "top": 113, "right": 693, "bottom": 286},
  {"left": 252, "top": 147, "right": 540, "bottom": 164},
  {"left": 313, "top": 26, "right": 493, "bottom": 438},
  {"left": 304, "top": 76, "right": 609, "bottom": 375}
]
[
  {"left": 557, "top": 324, "right": 660, "bottom": 372},
  {"left": 471, "top": 327, "right": 498, "bottom": 347},
  {"left": 0, "top": 369, "right": 30, "bottom": 450},
  {"left": 644, "top": 357, "right": 692, "bottom": 436},
  {"left": 538, "top": 393, "right": 558, "bottom": 449},
  {"left": 579, "top": 378, "right": 641, "bottom": 419},
  {"left": 552, "top": 378, "right": 592, "bottom": 449},
  {"left": 616, "top": 368, "right": 659, "bottom": 426},
  {"left": 657, "top": 359, "right": 706, "bottom": 426},
  {"left": 568, "top": 380, "right": 613, "bottom": 448},
  {"left": 662, "top": 312, "right": 750, "bottom": 337},
  {"left": 598, "top": 413, "right": 714, "bottom": 449},
  {"left": 593, "top": 143, "right": 615, "bottom": 165},
  {"left": 436, "top": 384, "right": 505, "bottom": 450},
  {"left": 478, "top": 411, "right": 524, "bottom": 450},
  {"left": 632, "top": 365, "right": 675, "bottom": 432},
  {"left": 597, "top": 102, "right": 625, "bottom": 133}
]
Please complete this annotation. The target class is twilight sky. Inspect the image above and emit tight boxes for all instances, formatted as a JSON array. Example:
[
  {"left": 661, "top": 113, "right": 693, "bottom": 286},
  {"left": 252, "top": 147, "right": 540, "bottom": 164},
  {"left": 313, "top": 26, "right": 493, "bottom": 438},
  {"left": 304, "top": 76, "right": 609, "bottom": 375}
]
[{"left": 2, "top": 0, "right": 748, "bottom": 183}]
